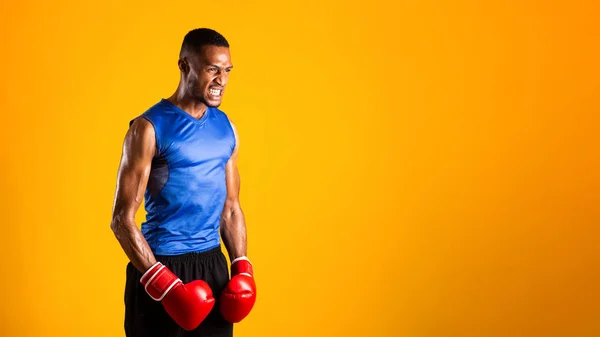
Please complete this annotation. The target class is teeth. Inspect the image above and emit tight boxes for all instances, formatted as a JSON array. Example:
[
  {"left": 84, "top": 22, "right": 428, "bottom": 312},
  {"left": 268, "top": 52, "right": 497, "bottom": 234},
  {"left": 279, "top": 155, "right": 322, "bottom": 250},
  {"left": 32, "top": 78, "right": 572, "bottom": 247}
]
[{"left": 210, "top": 89, "right": 221, "bottom": 96}]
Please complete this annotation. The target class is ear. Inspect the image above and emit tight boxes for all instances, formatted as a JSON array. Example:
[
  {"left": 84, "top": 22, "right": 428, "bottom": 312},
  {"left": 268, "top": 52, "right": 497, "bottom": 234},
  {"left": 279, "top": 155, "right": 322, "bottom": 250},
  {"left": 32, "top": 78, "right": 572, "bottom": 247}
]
[{"left": 178, "top": 58, "right": 190, "bottom": 73}]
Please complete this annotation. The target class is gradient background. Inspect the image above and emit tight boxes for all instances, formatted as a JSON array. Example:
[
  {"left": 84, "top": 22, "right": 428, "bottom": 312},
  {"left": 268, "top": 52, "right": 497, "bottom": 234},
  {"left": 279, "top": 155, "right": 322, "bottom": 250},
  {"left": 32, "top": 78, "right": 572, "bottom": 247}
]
[{"left": 1, "top": 0, "right": 599, "bottom": 336}]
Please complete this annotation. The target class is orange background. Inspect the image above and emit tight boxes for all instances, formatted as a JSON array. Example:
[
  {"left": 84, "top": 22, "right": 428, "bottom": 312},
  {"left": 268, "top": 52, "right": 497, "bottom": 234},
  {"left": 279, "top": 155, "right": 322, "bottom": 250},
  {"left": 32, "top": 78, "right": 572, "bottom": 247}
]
[{"left": 1, "top": 1, "right": 599, "bottom": 336}]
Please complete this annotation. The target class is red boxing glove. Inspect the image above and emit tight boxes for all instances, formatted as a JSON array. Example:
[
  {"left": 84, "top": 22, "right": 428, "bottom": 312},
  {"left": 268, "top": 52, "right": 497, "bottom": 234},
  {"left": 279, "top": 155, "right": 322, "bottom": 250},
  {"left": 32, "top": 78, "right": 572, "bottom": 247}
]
[
  {"left": 141, "top": 262, "right": 215, "bottom": 331},
  {"left": 219, "top": 257, "right": 257, "bottom": 323}
]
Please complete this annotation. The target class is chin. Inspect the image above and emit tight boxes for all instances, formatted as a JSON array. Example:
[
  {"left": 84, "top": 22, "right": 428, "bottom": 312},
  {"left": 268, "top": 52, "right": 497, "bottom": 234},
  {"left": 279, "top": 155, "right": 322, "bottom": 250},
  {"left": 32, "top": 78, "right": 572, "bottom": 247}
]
[
  {"left": 206, "top": 101, "right": 221, "bottom": 108},
  {"left": 198, "top": 96, "right": 222, "bottom": 108},
  {"left": 205, "top": 98, "right": 222, "bottom": 108}
]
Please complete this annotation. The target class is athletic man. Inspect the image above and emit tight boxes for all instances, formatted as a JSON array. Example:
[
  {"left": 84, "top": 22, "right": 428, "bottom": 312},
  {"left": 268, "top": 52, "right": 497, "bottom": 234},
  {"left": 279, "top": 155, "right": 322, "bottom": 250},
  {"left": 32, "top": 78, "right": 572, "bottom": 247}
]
[{"left": 110, "top": 28, "right": 256, "bottom": 337}]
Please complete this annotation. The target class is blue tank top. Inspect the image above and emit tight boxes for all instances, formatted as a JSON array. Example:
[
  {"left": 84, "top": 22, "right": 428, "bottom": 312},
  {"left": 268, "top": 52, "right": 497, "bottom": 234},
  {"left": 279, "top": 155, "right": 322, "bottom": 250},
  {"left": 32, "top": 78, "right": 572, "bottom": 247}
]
[{"left": 130, "top": 99, "right": 236, "bottom": 256}]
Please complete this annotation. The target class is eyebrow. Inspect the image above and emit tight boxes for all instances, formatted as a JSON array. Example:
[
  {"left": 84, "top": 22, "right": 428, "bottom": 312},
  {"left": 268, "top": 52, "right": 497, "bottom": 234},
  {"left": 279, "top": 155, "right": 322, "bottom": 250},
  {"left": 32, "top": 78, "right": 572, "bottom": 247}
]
[{"left": 208, "top": 64, "right": 233, "bottom": 69}]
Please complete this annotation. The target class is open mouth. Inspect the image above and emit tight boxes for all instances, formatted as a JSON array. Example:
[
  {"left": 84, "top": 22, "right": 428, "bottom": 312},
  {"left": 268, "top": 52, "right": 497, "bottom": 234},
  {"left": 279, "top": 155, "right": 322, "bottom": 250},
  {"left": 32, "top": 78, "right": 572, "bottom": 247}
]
[{"left": 209, "top": 87, "right": 223, "bottom": 98}]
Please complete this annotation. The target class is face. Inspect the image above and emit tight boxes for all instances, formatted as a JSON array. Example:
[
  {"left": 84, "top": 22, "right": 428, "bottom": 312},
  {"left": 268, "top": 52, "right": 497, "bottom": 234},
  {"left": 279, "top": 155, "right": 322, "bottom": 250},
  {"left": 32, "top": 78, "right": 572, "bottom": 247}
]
[{"left": 182, "top": 45, "right": 233, "bottom": 108}]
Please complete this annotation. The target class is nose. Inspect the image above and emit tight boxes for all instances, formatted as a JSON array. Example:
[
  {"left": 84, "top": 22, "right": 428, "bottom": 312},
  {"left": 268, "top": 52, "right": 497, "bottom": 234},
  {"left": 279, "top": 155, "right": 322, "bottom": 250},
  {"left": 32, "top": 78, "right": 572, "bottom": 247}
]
[{"left": 214, "top": 70, "right": 228, "bottom": 86}]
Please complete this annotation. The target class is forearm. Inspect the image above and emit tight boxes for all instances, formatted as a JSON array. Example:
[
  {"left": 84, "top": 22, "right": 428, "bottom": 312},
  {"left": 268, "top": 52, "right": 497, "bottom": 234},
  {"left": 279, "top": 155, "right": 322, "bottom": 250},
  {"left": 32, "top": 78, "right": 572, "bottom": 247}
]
[
  {"left": 111, "top": 213, "right": 156, "bottom": 273},
  {"left": 220, "top": 203, "right": 247, "bottom": 261}
]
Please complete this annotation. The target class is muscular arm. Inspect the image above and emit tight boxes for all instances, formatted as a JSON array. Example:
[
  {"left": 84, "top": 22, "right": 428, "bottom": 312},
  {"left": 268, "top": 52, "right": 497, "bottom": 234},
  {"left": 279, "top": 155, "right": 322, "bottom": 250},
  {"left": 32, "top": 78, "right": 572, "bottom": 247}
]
[
  {"left": 220, "top": 123, "right": 248, "bottom": 261},
  {"left": 110, "top": 117, "right": 157, "bottom": 273}
]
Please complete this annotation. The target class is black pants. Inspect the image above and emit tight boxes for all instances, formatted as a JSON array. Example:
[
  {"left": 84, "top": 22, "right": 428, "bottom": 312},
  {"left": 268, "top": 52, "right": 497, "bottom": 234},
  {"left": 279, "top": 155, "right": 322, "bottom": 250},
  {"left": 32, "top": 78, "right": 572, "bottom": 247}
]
[{"left": 124, "top": 247, "right": 234, "bottom": 337}]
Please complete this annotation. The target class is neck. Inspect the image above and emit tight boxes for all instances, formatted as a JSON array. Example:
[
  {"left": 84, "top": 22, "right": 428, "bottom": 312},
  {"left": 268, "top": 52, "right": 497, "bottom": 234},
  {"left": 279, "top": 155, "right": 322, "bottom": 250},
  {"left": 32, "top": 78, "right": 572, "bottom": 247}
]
[{"left": 167, "top": 86, "right": 207, "bottom": 120}]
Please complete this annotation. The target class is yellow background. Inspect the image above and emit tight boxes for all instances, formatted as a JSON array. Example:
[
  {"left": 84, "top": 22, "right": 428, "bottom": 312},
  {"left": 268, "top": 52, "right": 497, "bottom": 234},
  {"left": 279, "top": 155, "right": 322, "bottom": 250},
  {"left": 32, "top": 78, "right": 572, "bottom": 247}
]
[{"left": 1, "top": 0, "right": 599, "bottom": 336}]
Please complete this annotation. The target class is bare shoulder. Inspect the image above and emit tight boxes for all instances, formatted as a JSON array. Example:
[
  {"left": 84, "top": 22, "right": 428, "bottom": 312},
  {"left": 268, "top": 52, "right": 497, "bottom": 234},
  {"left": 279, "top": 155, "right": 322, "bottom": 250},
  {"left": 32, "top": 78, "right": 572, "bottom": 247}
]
[
  {"left": 123, "top": 117, "right": 156, "bottom": 158},
  {"left": 128, "top": 116, "right": 155, "bottom": 138}
]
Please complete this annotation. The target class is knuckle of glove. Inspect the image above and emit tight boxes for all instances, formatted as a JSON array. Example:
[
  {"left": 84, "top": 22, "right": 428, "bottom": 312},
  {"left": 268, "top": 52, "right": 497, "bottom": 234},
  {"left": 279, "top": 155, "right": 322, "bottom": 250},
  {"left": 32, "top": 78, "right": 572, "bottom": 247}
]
[{"left": 226, "top": 275, "right": 256, "bottom": 294}]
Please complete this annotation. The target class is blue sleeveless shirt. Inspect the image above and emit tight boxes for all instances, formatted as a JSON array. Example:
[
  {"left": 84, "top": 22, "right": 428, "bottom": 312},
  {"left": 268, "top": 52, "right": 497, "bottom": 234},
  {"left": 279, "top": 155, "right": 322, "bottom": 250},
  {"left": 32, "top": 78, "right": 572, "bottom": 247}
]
[{"left": 131, "top": 99, "right": 236, "bottom": 256}]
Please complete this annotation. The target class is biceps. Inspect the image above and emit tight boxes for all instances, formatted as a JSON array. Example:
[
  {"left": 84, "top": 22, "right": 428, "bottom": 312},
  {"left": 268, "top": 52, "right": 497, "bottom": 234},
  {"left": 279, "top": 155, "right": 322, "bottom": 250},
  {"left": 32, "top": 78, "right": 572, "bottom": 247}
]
[
  {"left": 114, "top": 162, "right": 151, "bottom": 217},
  {"left": 113, "top": 119, "right": 155, "bottom": 218}
]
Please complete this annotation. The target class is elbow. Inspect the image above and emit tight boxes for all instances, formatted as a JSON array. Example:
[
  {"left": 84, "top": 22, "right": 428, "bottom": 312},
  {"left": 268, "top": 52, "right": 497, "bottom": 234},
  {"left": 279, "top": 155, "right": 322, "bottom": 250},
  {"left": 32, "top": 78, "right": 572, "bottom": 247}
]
[
  {"left": 110, "top": 212, "right": 133, "bottom": 236},
  {"left": 225, "top": 198, "right": 242, "bottom": 216},
  {"left": 220, "top": 203, "right": 241, "bottom": 229},
  {"left": 110, "top": 216, "right": 121, "bottom": 235}
]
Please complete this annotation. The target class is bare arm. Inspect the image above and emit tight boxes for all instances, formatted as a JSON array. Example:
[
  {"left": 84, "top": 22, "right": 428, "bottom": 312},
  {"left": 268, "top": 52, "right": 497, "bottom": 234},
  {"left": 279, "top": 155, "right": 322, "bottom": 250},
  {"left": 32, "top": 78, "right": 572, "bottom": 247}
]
[
  {"left": 110, "top": 117, "right": 157, "bottom": 273},
  {"left": 220, "top": 123, "right": 248, "bottom": 261}
]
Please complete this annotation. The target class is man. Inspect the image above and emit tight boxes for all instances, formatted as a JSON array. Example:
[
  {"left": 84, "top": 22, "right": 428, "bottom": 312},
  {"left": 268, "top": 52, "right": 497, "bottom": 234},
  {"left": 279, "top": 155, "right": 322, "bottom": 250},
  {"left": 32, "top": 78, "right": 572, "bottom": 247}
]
[{"left": 110, "top": 28, "right": 256, "bottom": 337}]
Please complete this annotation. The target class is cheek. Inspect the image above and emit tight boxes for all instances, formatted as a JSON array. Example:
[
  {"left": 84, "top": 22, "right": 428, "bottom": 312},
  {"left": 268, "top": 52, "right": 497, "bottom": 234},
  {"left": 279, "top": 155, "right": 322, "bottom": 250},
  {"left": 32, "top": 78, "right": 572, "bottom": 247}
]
[{"left": 191, "top": 75, "right": 213, "bottom": 91}]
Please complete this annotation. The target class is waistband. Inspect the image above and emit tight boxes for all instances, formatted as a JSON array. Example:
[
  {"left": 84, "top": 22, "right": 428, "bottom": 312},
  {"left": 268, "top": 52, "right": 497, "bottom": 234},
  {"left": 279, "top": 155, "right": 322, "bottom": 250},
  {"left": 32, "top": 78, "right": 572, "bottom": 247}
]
[{"left": 154, "top": 245, "right": 223, "bottom": 263}]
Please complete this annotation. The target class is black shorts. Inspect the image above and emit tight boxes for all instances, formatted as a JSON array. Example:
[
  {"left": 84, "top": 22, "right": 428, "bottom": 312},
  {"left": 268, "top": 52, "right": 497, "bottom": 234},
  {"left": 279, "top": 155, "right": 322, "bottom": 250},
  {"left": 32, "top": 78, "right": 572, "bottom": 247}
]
[{"left": 124, "top": 247, "right": 234, "bottom": 337}]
